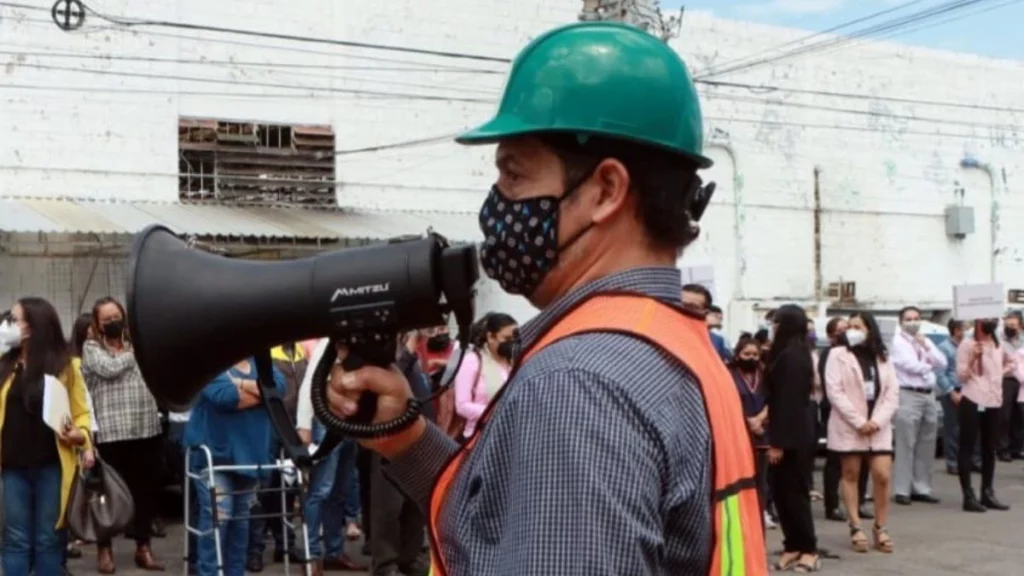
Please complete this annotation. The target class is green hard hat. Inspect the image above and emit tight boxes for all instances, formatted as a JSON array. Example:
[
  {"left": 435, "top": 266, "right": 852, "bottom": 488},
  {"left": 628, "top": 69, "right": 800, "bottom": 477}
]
[{"left": 457, "top": 21, "right": 712, "bottom": 168}]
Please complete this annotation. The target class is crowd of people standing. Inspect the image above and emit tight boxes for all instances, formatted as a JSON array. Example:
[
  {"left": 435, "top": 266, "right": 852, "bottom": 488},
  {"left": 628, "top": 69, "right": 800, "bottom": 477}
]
[
  {"left": 0, "top": 291, "right": 523, "bottom": 576},
  {"left": 693, "top": 285, "right": 1022, "bottom": 573},
  {"left": 1, "top": 278, "right": 1021, "bottom": 576}
]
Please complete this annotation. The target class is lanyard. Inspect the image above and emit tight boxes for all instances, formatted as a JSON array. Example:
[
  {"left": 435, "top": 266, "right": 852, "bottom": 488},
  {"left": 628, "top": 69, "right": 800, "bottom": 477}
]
[{"left": 740, "top": 370, "right": 759, "bottom": 395}]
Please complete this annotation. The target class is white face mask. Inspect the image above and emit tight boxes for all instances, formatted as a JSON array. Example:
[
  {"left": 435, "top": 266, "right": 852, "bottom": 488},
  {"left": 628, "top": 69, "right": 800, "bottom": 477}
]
[
  {"left": 902, "top": 320, "right": 921, "bottom": 336},
  {"left": 845, "top": 328, "right": 867, "bottom": 348},
  {"left": 0, "top": 320, "right": 21, "bottom": 355}
]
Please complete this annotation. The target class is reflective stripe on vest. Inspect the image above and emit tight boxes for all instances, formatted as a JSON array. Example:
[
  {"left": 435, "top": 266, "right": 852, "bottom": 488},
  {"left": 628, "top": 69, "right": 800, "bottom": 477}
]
[{"left": 426, "top": 293, "right": 768, "bottom": 576}]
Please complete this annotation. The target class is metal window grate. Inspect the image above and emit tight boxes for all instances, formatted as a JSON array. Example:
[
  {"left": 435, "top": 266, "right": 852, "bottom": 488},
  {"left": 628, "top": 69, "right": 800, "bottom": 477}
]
[{"left": 179, "top": 118, "right": 337, "bottom": 206}]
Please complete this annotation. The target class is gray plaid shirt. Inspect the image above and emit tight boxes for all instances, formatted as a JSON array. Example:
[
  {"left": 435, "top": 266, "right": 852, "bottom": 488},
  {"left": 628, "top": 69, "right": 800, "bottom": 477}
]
[
  {"left": 387, "top": 267, "right": 713, "bottom": 575},
  {"left": 81, "top": 340, "right": 162, "bottom": 444}
]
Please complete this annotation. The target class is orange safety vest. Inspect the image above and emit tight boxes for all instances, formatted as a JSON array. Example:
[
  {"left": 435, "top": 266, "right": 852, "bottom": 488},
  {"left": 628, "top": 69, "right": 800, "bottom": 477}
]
[{"left": 427, "top": 293, "right": 768, "bottom": 576}]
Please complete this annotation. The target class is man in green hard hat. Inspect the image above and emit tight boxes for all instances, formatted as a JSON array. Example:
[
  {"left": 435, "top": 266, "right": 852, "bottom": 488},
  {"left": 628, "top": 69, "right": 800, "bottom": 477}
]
[{"left": 327, "top": 21, "right": 772, "bottom": 576}]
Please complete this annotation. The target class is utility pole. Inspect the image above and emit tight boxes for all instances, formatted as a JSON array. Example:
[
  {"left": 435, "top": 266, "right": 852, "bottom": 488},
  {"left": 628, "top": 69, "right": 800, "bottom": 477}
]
[{"left": 578, "top": 0, "right": 684, "bottom": 42}]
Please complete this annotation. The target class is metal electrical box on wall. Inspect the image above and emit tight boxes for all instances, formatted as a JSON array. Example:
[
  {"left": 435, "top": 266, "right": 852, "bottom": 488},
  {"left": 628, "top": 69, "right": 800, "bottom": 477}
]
[{"left": 944, "top": 205, "right": 975, "bottom": 238}]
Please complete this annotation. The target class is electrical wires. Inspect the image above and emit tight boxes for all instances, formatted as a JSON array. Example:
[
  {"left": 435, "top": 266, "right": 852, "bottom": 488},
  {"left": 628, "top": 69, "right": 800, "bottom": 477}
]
[
  {"left": 696, "top": 0, "right": 929, "bottom": 78},
  {"left": 696, "top": 79, "right": 1024, "bottom": 115},
  {"left": 0, "top": 0, "right": 1019, "bottom": 152},
  {"left": 7, "top": 62, "right": 498, "bottom": 104},
  {"left": 70, "top": 0, "right": 512, "bottom": 64},
  {"left": 696, "top": 0, "right": 1004, "bottom": 80}
]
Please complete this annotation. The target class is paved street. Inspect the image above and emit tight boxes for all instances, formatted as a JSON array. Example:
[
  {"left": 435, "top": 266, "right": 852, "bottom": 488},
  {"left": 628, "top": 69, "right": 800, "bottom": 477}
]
[{"left": 65, "top": 461, "right": 1024, "bottom": 576}]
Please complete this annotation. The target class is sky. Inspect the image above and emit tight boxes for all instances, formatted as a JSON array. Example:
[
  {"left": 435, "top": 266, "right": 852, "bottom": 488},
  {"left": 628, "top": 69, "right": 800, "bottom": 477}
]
[{"left": 659, "top": 0, "right": 1024, "bottom": 61}]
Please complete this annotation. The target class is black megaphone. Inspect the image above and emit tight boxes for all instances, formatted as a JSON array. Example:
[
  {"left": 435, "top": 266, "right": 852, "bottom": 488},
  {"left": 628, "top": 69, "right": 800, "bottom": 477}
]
[{"left": 126, "top": 224, "right": 478, "bottom": 447}]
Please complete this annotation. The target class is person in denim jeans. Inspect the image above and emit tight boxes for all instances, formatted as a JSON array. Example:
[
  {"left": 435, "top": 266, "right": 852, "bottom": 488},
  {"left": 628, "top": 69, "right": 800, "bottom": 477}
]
[
  {"left": 322, "top": 441, "right": 364, "bottom": 569},
  {"left": 184, "top": 357, "right": 284, "bottom": 576},
  {"left": 1, "top": 299, "right": 94, "bottom": 576},
  {"left": 245, "top": 433, "right": 298, "bottom": 570},
  {"left": 295, "top": 338, "right": 367, "bottom": 574},
  {"left": 299, "top": 420, "right": 340, "bottom": 576}
]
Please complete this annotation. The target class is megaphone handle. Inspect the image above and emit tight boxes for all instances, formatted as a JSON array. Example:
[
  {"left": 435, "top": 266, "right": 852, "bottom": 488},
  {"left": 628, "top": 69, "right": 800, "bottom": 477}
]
[
  {"left": 341, "top": 335, "right": 404, "bottom": 423},
  {"left": 311, "top": 336, "right": 423, "bottom": 440},
  {"left": 340, "top": 351, "right": 383, "bottom": 424}
]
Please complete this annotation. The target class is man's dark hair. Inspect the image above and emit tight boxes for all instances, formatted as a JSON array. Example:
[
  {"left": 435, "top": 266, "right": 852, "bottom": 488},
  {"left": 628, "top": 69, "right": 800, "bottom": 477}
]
[
  {"left": 898, "top": 306, "right": 921, "bottom": 321},
  {"left": 1005, "top": 310, "right": 1023, "bottom": 322},
  {"left": 540, "top": 134, "right": 704, "bottom": 252},
  {"left": 708, "top": 305, "right": 723, "bottom": 315},
  {"left": 825, "top": 316, "right": 845, "bottom": 337},
  {"left": 947, "top": 318, "right": 964, "bottom": 334},
  {"left": 682, "top": 283, "right": 713, "bottom": 309},
  {"left": 764, "top": 309, "right": 777, "bottom": 322}
]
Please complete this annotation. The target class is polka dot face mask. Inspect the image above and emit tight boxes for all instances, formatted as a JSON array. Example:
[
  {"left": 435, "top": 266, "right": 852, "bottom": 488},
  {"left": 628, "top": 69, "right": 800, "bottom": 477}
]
[{"left": 477, "top": 183, "right": 592, "bottom": 297}]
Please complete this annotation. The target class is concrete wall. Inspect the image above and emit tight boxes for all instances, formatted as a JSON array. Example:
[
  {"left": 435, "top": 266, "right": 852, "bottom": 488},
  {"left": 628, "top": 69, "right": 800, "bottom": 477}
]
[{"left": 1, "top": 1, "right": 1022, "bottom": 336}]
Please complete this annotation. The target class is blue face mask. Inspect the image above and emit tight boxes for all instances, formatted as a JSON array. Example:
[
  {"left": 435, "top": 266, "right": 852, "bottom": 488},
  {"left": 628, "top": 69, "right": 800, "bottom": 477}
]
[{"left": 807, "top": 332, "right": 818, "bottom": 345}]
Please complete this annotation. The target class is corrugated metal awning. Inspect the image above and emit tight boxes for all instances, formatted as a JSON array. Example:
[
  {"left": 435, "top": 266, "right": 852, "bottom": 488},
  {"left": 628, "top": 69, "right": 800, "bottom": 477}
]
[{"left": 0, "top": 199, "right": 480, "bottom": 243}]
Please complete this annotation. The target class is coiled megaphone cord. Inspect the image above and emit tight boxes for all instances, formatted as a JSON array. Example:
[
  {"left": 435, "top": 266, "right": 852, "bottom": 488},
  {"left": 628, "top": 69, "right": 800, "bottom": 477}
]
[{"left": 309, "top": 333, "right": 468, "bottom": 440}]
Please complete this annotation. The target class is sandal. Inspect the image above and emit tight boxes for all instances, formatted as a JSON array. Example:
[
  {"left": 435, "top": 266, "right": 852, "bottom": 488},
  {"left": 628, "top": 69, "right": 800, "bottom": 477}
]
[
  {"left": 794, "top": 554, "right": 821, "bottom": 573},
  {"left": 849, "top": 524, "right": 869, "bottom": 553},
  {"left": 774, "top": 551, "right": 800, "bottom": 571},
  {"left": 873, "top": 524, "right": 894, "bottom": 553}
]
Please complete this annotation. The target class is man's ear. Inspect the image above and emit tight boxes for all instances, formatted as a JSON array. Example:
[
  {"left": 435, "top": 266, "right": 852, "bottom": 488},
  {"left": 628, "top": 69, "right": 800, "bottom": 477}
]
[{"left": 590, "top": 158, "right": 632, "bottom": 224}]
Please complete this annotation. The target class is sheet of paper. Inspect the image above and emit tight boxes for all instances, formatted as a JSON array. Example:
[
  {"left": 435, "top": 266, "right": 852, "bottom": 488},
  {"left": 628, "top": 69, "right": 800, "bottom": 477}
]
[
  {"left": 953, "top": 283, "right": 1004, "bottom": 321},
  {"left": 41, "top": 374, "right": 71, "bottom": 433}
]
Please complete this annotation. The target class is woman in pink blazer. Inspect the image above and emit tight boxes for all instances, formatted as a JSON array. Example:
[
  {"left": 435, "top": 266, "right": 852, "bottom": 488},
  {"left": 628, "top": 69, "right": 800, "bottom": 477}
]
[{"left": 824, "top": 311, "right": 899, "bottom": 555}]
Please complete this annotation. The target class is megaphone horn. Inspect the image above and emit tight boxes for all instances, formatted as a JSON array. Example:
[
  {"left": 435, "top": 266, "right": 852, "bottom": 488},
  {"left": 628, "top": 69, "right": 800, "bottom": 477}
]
[{"left": 126, "top": 224, "right": 478, "bottom": 435}]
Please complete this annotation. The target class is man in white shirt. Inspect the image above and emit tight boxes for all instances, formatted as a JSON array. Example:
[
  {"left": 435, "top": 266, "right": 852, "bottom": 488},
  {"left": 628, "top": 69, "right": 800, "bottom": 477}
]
[
  {"left": 890, "top": 306, "right": 948, "bottom": 505},
  {"left": 295, "top": 339, "right": 366, "bottom": 574}
]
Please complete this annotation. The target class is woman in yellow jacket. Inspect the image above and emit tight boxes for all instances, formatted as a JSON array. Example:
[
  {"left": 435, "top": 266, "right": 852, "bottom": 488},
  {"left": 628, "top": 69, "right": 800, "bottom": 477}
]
[{"left": 0, "top": 298, "right": 93, "bottom": 576}]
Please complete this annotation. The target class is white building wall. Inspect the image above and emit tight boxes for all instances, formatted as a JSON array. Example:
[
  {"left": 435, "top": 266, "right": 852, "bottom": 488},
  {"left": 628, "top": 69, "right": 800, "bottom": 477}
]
[
  {"left": 672, "top": 11, "right": 1024, "bottom": 336},
  {"left": 1, "top": 2, "right": 1022, "bottom": 336}
]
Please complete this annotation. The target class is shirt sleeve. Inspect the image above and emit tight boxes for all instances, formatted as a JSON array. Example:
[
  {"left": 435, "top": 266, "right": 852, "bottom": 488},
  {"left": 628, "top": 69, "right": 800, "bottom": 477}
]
[
  {"left": 935, "top": 343, "right": 957, "bottom": 395},
  {"left": 926, "top": 339, "right": 948, "bottom": 369},
  {"left": 767, "top": 347, "right": 814, "bottom": 449},
  {"left": 889, "top": 337, "right": 934, "bottom": 377},
  {"left": 453, "top": 350, "right": 486, "bottom": 422},
  {"left": 66, "top": 365, "right": 95, "bottom": 448},
  {"left": 81, "top": 341, "right": 137, "bottom": 380},
  {"left": 296, "top": 338, "right": 329, "bottom": 431},
  {"left": 956, "top": 339, "right": 975, "bottom": 383},
  {"left": 201, "top": 372, "right": 242, "bottom": 410},
  {"left": 383, "top": 422, "right": 460, "bottom": 511},
  {"left": 824, "top": 350, "right": 866, "bottom": 430},
  {"left": 487, "top": 368, "right": 679, "bottom": 576}
]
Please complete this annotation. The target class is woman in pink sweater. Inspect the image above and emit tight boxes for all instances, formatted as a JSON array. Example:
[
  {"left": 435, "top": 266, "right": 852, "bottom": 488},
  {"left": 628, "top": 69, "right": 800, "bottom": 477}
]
[
  {"left": 956, "top": 318, "right": 1014, "bottom": 512},
  {"left": 824, "top": 311, "right": 899, "bottom": 554},
  {"left": 453, "top": 313, "right": 518, "bottom": 439}
]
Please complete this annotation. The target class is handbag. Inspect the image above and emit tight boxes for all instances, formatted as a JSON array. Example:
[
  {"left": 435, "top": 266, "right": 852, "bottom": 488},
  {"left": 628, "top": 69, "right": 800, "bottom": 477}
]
[{"left": 65, "top": 449, "right": 135, "bottom": 543}]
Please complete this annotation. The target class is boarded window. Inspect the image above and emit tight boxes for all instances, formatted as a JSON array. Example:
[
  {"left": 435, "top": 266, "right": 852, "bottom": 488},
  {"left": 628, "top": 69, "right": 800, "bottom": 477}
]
[{"left": 178, "top": 118, "right": 336, "bottom": 205}]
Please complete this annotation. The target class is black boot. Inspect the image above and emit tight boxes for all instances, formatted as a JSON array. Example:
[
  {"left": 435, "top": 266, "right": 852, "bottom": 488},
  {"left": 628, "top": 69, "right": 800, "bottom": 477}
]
[
  {"left": 962, "top": 488, "right": 987, "bottom": 513},
  {"left": 981, "top": 488, "right": 1010, "bottom": 511}
]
